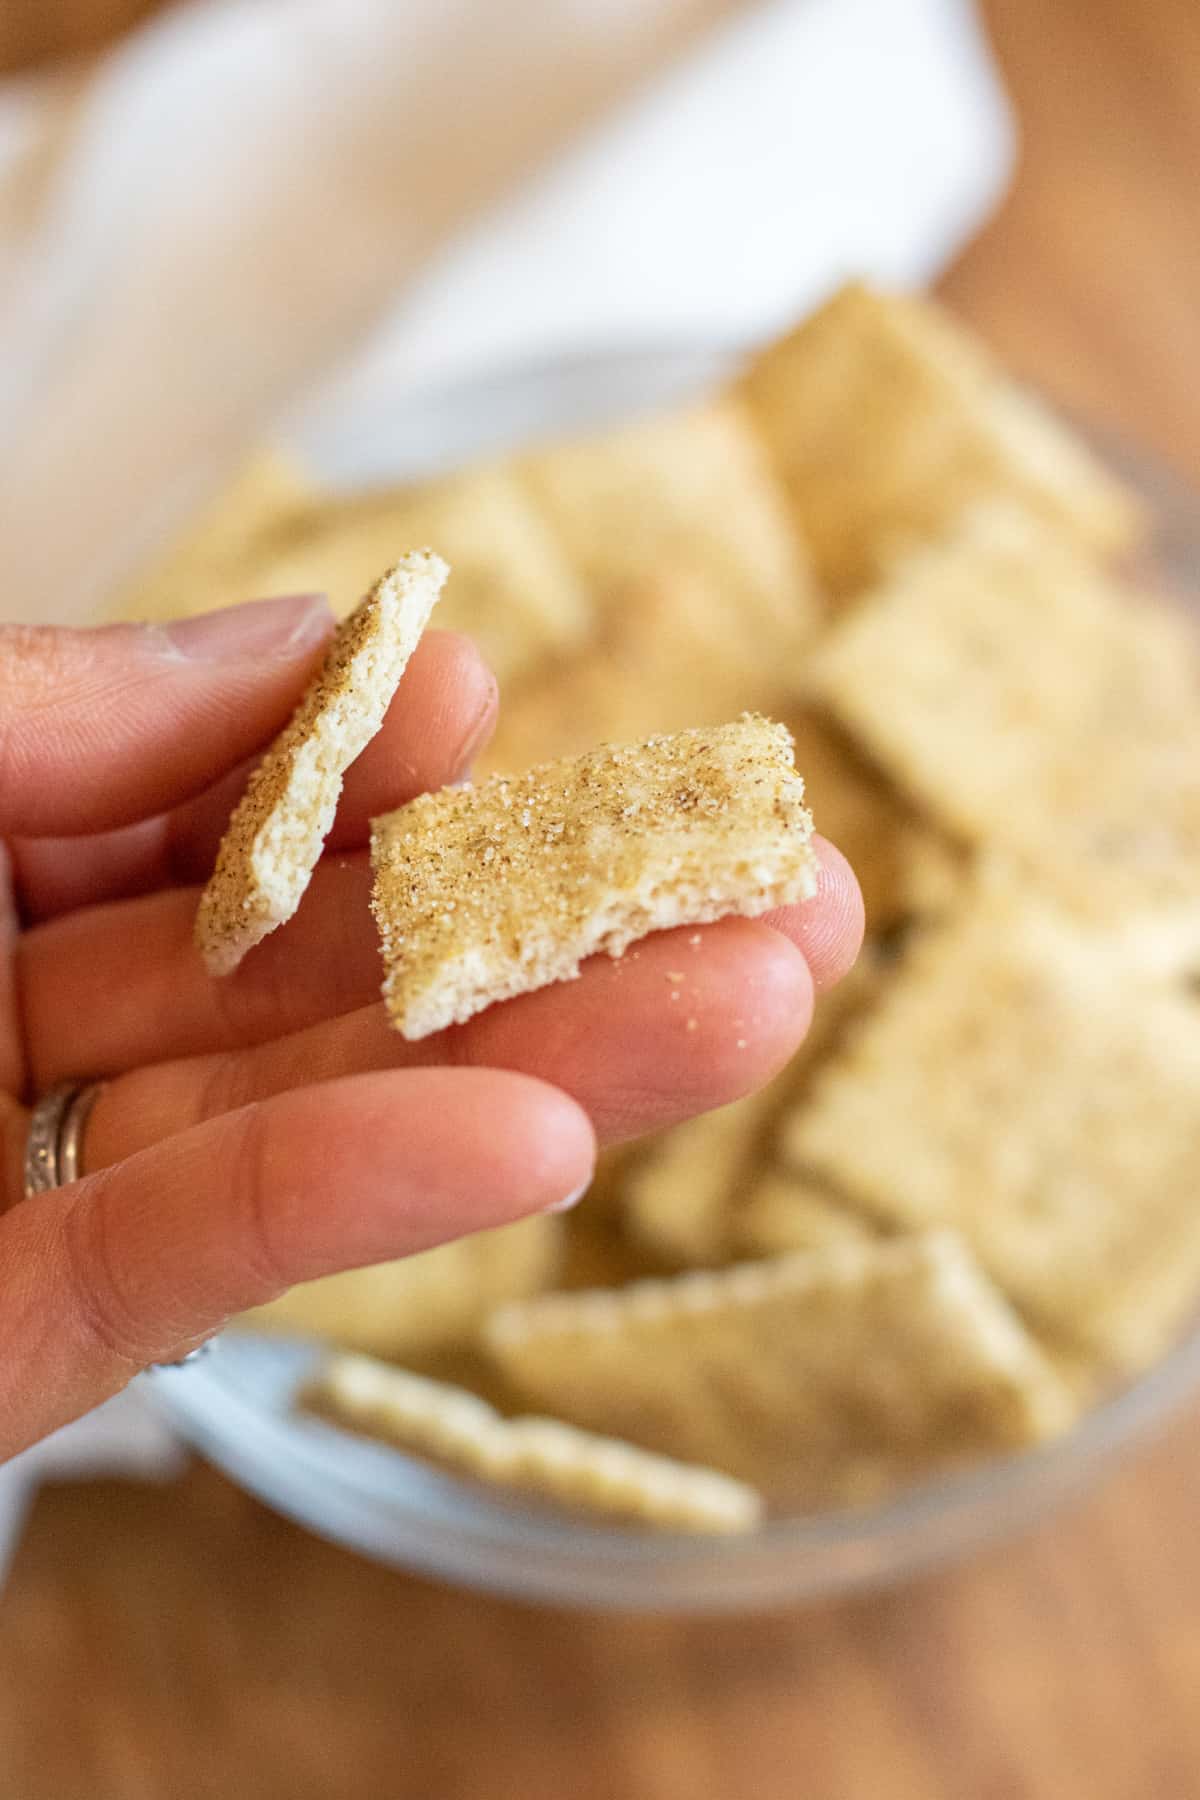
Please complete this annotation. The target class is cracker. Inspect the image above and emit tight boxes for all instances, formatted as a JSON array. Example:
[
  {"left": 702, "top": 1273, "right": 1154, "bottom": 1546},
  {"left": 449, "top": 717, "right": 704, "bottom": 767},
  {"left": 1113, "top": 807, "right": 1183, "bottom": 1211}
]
[
  {"left": 197, "top": 551, "right": 445, "bottom": 975},
  {"left": 519, "top": 397, "right": 820, "bottom": 648},
  {"left": 484, "top": 1232, "right": 1073, "bottom": 1505},
  {"left": 484, "top": 566, "right": 798, "bottom": 775},
  {"left": 108, "top": 449, "right": 314, "bottom": 621},
  {"left": 303, "top": 1354, "right": 763, "bottom": 1534},
  {"left": 622, "top": 951, "right": 879, "bottom": 1265},
  {"left": 232, "top": 466, "right": 591, "bottom": 685},
  {"left": 371, "top": 715, "right": 818, "bottom": 1040},
  {"left": 782, "top": 890, "right": 1200, "bottom": 1370},
  {"left": 808, "top": 503, "right": 1200, "bottom": 933},
  {"left": 239, "top": 1215, "right": 560, "bottom": 1359},
  {"left": 739, "top": 282, "right": 1142, "bottom": 593},
  {"left": 733, "top": 1169, "right": 874, "bottom": 1260}
]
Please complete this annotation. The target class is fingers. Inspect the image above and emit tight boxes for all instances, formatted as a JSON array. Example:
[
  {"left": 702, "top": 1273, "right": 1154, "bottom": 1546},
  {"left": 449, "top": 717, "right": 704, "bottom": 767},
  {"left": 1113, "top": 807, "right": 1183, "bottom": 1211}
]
[
  {"left": 0, "top": 596, "right": 334, "bottom": 837},
  {"left": 11, "top": 630, "right": 497, "bottom": 921},
  {"left": 22, "top": 838, "right": 859, "bottom": 1087},
  {"left": 0, "top": 1070, "right": 594, "bottom": 1459},
  {"left": 84, "top": 916, "right": 815, "bottom": 1168}
]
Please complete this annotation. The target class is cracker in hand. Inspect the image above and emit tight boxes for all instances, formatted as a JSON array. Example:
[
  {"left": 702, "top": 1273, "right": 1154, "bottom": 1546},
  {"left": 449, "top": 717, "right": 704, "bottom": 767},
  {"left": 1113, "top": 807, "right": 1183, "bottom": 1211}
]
[
  {"left": 371, "top": 715, "right": 818, "bottom": 1040},
  {"left": 197, "top": 551, "right": 445, "bottom": 974}
]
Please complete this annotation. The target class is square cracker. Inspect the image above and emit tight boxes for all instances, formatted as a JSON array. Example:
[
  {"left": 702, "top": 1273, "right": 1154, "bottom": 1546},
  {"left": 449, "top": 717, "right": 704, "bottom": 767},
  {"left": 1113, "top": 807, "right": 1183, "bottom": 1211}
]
[
  {"left": 484, "top": 1232, "right": 1073, "bottom": 1506},
  {"left": 371, "top": 715, "right": 818, "bottom": 1040},
  {"left": 196, "top": 551, "right": 445, "bottom": 975},
  {"left": 303, "top": 1354, "right": 763, "bottom": 1535},
  {"left": 240, "top": 1215, "right": 560, "bottom": 1360},
  {"left": 518, "top": 396, "right": 820, "bottom": 650},
  {"left": 808, "top": 503, "right": 1200, "bottom": 937},
  {"left": 782, "top": 891, "right": 1200, "bottom": 1370},
  {"left": 230, "top": 466, "right": 591, "bottom": 685},
  {"left": 107, "top": 449, "right": 314, "bottom": 621},
  {"left": 738, "top": 281, "right": 1141, "bottom": 594}
]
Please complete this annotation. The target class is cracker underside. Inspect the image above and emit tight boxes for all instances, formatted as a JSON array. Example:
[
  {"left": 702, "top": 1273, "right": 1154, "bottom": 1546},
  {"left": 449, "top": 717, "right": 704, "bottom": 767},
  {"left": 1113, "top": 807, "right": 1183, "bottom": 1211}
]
[
  {"left": 484, "top": 1233, "right": 1072, "bottom": 1504},
  {"left": 196, "top": 550, "right": 446, "bottom": 975},
  {"left": 304, "top": 1354, "right": 764, "bottom": 1534},
  {"left": 371, "top": 715, "right": 818, "bottom": 1040}
]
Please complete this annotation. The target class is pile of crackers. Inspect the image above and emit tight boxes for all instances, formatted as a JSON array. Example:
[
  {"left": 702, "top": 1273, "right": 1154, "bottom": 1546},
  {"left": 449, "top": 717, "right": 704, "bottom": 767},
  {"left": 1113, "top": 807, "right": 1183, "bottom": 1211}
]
[{"left": 113, "top": 283, "right": 1200, "bottom": 1535}]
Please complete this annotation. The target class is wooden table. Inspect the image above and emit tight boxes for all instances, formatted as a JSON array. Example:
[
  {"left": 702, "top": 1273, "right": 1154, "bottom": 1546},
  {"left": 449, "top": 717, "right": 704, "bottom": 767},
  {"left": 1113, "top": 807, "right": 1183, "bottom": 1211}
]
[{"left": 3, "top": 3, "right": 1200, "bottom": 1794}]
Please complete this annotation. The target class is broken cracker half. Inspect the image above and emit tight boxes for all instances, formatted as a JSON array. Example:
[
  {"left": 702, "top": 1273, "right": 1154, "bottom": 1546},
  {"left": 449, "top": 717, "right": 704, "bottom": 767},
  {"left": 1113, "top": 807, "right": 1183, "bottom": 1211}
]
[
  {"left": 484, "top": 1232, "right": 1073, "bottom": 1506},
  {"left": 371, "top": 714, "right": 818, "bottom": 1040},
  {"left": 738, "top": 281, "right": 1141, "bottom": 594},
  {"left": 197, "top": 551, "right": 446, "bottom": 975},
  {"left": 304, "top": 1353, "right": 763, "bottom": 1535},
  {"left": 240, "top": 1215, "right": 560, "bottom": 1360},
  {"left": 782, "top": 888, "right": 1200, "bottom": 1372}
]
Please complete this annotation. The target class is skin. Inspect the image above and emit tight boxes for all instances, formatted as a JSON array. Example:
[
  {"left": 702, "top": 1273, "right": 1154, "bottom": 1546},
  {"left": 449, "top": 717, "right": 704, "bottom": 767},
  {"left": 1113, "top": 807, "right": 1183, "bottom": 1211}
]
[{"left": 0, "top": 594, "right": 863, "bottom": 1460}]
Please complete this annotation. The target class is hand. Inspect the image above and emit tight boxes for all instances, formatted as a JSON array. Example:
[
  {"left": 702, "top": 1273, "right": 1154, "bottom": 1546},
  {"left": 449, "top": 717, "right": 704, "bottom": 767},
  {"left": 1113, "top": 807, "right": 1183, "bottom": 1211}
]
[{"left": 0, "top": 595, "right": 863, "bottom": 1460}]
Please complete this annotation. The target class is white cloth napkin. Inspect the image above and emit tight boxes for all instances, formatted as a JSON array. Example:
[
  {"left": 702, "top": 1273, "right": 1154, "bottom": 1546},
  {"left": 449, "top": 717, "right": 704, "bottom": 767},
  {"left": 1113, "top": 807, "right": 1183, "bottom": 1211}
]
[{"left": 0, "top": 0, "right": 1012, "bottom": 1579}]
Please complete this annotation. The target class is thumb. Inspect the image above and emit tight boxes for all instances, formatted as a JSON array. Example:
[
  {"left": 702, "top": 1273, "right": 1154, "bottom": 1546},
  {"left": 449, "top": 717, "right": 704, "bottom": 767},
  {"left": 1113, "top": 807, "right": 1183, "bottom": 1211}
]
[{"left": 0, "top": 595, "right": 332, "bottom": 837}]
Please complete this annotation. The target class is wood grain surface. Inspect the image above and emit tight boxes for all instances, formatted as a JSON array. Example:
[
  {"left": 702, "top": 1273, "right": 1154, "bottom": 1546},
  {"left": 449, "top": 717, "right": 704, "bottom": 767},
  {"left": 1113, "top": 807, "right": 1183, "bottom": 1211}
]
[{"left": 3, "top": 3, "right": 1200, "bottom": 1796}]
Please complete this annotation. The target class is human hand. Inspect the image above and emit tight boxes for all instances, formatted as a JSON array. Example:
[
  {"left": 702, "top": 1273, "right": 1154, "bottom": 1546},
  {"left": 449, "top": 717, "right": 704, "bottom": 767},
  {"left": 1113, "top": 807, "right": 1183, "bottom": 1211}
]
[{"left": 0, "top": 595, "right": 862, "bottom": 1460}]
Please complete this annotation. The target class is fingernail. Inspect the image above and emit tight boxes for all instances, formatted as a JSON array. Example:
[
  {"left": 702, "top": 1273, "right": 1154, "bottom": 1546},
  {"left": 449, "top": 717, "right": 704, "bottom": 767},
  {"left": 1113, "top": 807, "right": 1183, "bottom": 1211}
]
[
  {"left": 155, "top": 593, "right": 332, "bottom": 663},
  {"left": 545, "top": 1179, "right": 591, "bottom": 1214}
]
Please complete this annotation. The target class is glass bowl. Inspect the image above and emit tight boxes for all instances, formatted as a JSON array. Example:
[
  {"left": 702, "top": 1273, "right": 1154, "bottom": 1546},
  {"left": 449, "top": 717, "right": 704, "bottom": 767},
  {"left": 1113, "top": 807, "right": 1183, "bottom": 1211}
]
[{"left": 149, "top": 344, "right": 1200, "bottom": 1612}]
